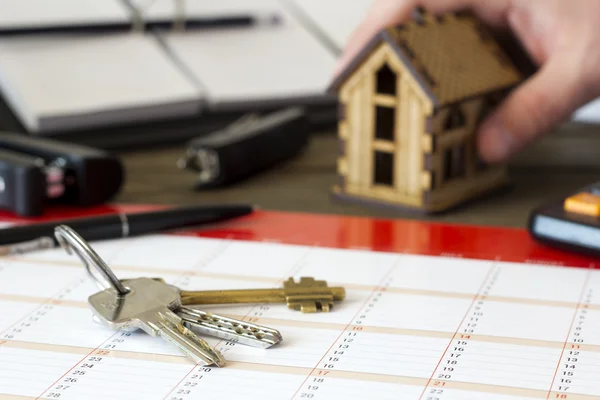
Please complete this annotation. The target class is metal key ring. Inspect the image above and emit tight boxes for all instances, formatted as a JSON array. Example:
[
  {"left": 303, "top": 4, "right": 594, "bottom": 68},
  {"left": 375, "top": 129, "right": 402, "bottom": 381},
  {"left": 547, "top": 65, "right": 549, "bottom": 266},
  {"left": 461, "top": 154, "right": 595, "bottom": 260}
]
[{"left": 54, "top": 225, "right": 129, "bottom": 296}]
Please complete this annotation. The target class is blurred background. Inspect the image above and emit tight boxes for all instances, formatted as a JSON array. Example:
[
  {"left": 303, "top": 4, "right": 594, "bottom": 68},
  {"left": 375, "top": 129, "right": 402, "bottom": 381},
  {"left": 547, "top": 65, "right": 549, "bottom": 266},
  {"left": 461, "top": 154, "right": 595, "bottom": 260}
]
[{"left": 0, "top": 0, "right": 599, "bottom": 228}]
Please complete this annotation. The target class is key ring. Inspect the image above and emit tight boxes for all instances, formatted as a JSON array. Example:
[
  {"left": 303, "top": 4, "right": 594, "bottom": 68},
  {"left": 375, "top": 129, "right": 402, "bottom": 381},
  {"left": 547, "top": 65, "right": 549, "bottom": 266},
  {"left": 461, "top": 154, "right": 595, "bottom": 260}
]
[{"left": 54, "top": 225, "right": 130, "bottom": 296}]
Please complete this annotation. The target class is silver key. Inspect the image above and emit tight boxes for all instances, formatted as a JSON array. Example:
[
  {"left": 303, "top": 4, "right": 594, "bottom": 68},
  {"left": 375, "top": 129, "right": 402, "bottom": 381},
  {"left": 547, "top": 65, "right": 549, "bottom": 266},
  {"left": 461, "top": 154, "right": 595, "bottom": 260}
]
[
  {"left": 88, "top": 277, "right": 226, "bottom": 367},
  {"left": 178, "top": 307, "right": 282, "bottom": 349},
  {"left": 53, "top": 225, "right": 225, "bottom": 367},
  {"left": 121, "top": 277, "right": 283, "bottom": 349}
]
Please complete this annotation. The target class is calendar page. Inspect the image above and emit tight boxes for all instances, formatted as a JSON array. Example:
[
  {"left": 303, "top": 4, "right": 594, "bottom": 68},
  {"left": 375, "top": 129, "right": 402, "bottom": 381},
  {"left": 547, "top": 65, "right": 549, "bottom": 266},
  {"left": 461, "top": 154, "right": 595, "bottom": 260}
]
[{"left": 0, "top": 227, "right": 599, "bottom": 400}]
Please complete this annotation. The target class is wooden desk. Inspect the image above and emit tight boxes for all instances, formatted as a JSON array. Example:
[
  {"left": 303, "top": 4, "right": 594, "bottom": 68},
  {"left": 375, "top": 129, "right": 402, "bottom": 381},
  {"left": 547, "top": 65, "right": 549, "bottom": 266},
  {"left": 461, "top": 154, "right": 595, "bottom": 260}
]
[{"left": 115, "top": 125, "right": 600, "bottom": 229}]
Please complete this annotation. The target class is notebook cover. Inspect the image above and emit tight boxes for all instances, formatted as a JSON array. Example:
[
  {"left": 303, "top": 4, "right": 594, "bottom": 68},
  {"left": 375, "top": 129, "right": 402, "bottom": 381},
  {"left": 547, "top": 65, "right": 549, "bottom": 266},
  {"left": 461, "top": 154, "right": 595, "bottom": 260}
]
[
  {"left": 0, "top": 0, "right": 130, "bottom": 32},
  {"left": 0, "top": 33, "right": 203, "bottom": 134},
  {"left": 282, "top": 0, "right": 374, "bottom": 52},
  {"left": 157, "top": 0, "right": 338, "bottom": 111}
]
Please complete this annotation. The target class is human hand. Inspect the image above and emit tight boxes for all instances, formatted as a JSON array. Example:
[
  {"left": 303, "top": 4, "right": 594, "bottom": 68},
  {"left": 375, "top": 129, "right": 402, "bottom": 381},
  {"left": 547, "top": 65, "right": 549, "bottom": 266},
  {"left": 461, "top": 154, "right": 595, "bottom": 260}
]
[{"left": 334, "top": 0, "right": 600, "bottom": 163}]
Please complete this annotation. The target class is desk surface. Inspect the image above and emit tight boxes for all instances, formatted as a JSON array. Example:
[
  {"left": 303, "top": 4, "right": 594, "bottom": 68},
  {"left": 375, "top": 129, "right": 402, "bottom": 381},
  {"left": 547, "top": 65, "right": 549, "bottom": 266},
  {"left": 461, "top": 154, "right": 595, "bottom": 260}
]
[{"left": 114, "top": 127, "right": 600, "bottom": 229}]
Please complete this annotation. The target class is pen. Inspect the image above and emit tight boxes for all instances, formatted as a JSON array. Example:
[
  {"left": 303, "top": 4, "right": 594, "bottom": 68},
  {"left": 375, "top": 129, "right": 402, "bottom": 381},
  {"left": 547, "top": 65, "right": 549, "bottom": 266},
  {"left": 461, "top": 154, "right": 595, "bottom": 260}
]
[
  {"left": 0, "top": 13, "right": 281, "bottom": 37},
  {"left": 0, "top": 204, "right": 255, "bottom": 255}
]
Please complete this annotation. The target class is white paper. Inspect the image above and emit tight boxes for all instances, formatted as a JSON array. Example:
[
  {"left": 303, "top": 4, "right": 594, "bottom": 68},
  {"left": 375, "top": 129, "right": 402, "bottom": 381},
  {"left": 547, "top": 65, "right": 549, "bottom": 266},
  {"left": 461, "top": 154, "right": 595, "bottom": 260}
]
[
  {"left": 283, "top": 0, "right": 375, "bottom": 51},
  {"left": 158, "top": 1, "right": 337, "bottom": 108},
  {"left": 0, "top": 0, "right": 131, "bottom": 29},
  {"left": 129, "top": 0, "right": 279, "bottom": 20},
  {"left": 0, "top": 33, "right": 203, "bottom": 132},
  {"left": 573, "top": 98, "right": 600, "bottom": 124},
  {"left": 2, "top": 233, "right": 600, "bottom": 398}
]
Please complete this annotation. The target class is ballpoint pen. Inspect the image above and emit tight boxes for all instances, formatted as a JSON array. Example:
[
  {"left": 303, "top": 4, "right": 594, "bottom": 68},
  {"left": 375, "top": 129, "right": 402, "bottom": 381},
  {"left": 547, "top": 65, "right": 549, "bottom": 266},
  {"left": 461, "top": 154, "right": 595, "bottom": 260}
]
[
  {"left": 0, "top": 8, "right": 281, "bottom": 37},
  {"left": 0, "top": 203, "right": 255, "bottom": 255}
]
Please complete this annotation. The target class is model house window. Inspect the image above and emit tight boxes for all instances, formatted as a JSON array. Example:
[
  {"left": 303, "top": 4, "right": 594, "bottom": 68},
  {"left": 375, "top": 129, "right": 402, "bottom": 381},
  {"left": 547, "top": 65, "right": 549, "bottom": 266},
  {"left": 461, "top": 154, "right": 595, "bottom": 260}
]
[
  {"left": 444, "top": 106, "right": 466, "bottom": 131},
  {"left": 372, "top": 62, "right": 397, "bottom": 188},
  {"left": 443, "top": 149, "right": 453, "bottom": 181},
  {"left": 375, "top": 106, "right": 395, "bottom": 141},
  {"left": 376, "top": 63, "right": 396, "bottom": 96},
  {"left": 374, "top": 151, "right": 394, "bottom": 186},
  {"left": 443, "top": 144, "right": 466, "bottom": 181}
]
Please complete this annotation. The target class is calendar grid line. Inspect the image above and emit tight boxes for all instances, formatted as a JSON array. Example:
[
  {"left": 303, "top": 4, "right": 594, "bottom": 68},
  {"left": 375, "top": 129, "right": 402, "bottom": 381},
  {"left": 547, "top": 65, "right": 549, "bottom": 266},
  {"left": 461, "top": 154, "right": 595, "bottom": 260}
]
[
  {"left": 2, "top": 337, "right": 591, "bottom": 367},
  {"left": 4, "top": 230, "right": 600, "bottom": 399},
  {"left": 31, "top": 244, "right": 231, "bottom": 400},
  {"left": 161, "top": 247, "right": 317, "bottom": 400},
  {"left": 2, "top": 286, "right": 596, "bottom": 312},
  {"left": 290, "top": 257, "right": 400, "bottom": 399},
  {"left": 1, "top": 395, "right": 34, "bottom": 400},
  {"left": 418, "top": 262, "right": 498, "bottom": 399},
  {"left": 0, "top": 277, "right": 84, "bottom": 342},
  {"left": 545, "top": 268, "right": 592, "bottom": 399},
  {"left": 4, "top": 260, "right": 600, "bottom": 310},
  {"left": 7, "top": 324, "right": 600, "bottom": 359},
  {"left": 33, "top": 332, "right": 122, "bottom": 400},
  {"left": 155, "top": 243, "right": 238, "bottom": 400},
  {"left": 7, "top": 307, "right": 600, "bottom": 355},
  {"left": 6, "top": 364, "right": 600, "bottom": 400}
]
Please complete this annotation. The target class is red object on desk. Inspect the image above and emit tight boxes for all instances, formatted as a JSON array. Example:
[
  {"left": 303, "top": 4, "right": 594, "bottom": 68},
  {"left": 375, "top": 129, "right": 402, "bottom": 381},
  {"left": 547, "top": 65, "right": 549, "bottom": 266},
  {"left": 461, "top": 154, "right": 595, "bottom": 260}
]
[{"left": 0, "top": 204, "right": 595, "bottom": 270}]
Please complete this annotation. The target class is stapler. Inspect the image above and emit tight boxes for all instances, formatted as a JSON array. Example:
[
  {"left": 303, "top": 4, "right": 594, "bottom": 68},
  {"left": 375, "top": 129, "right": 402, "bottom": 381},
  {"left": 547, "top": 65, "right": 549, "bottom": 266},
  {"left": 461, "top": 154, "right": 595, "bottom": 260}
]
[
  {"left": 0, "top": 132, "right": 124, "bottom": 216},
  {"left": 177, "top": 107, "right": 311, "bottom": 189}
]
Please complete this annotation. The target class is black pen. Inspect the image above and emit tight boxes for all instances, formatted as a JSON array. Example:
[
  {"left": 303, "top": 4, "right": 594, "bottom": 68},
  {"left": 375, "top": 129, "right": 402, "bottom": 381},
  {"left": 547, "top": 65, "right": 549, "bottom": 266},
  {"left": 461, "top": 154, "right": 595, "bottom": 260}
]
[
  {"left": 0, "top": 13, "right": 281, "bottom": 37},
  {"left": 0, "top": 204, "right": 255, "bottom": 255}
]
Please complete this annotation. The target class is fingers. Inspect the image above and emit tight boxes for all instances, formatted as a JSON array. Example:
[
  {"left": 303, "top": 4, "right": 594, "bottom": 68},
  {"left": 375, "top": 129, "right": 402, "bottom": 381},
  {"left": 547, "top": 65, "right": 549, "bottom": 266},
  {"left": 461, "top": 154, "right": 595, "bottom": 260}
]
[
  {"left": 477, "top": 57, "right": 590, "bottom": 163},
  {"left": 333, "top": 0, "right": 511, "bottom": 77}
]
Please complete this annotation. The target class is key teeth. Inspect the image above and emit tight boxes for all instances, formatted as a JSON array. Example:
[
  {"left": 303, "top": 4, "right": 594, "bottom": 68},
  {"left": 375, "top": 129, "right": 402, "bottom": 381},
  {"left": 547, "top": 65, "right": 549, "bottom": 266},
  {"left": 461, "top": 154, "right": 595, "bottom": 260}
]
[
  {"left": 318, "top": 302, "right": 330, "bottom": 313},
  {"left": 284, "top": 276, "right": 328, "bottom": 288},
  {"left": 288, "top": 300, "right": 335, "bottom": 313},
  {"left": 301, "top": 303, "right": 317, "bottom": 313},
  {"left": 156, "top": 312, "right": 226, "bottom": 368},
  {"left": 178, "top": 307, "right": 283, "bottom": 349}
]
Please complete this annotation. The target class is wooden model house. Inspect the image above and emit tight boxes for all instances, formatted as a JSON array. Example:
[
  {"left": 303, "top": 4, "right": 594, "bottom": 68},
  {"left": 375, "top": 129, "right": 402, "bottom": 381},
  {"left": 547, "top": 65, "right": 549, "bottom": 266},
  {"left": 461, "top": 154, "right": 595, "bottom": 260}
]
[{"left": 329, "top": 8, "right": 525, "bottom": 213}]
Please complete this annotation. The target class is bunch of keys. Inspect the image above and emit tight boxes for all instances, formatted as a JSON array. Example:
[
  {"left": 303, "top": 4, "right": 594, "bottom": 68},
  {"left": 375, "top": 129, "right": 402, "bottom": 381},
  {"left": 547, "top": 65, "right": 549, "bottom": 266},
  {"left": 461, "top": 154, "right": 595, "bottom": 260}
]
[{"left": 53, "top": 225, "right": 346, "bottom": 368}]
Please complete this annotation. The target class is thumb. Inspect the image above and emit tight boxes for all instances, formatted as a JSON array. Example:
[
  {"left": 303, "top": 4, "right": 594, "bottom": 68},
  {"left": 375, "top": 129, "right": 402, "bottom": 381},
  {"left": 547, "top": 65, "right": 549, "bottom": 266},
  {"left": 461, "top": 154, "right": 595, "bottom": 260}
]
[{"left": 477, "top": 58, "right": 587, "bottom": 163}]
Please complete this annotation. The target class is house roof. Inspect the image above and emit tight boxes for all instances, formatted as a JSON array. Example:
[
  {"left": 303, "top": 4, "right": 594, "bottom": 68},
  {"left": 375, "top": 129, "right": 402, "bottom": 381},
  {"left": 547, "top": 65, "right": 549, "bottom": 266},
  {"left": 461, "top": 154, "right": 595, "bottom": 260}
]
[{"left": 329, "top": 9, "right": 524, "bottom": 107}]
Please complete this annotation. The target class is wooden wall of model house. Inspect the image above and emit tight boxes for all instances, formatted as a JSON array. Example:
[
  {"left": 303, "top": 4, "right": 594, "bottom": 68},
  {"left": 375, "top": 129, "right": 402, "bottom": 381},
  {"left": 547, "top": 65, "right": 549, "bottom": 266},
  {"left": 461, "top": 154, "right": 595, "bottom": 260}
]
[
  {"left": 423, "top": 93, "right": 508, "bottom": 210},
  {"left": 426, "top": 98, "right": 485, "bottom": 189},
  {"left": 337, "top": 42, "right": 434, "bottom": 208}
]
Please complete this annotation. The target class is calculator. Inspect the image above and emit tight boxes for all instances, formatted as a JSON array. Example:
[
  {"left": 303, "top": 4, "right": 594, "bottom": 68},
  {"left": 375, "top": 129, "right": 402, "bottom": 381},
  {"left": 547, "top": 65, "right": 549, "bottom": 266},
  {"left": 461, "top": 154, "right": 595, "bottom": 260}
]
[{"left": 528, "top": 181, "right": 600, "bottom": 258}]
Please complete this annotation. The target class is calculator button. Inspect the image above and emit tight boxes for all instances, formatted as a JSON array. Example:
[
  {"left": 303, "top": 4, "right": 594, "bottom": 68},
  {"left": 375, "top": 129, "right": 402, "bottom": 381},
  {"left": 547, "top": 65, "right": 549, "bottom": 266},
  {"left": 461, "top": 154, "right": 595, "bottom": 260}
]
[{"left": 564, "top": 192, "right": 600, "bottom": 216}]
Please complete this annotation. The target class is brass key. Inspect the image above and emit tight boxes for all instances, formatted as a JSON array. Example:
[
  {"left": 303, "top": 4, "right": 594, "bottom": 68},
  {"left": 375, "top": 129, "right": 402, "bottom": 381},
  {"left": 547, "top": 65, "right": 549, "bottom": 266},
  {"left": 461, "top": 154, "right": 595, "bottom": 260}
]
[{"left": 157, "top": 277, "right": 345, "bottom": 313}]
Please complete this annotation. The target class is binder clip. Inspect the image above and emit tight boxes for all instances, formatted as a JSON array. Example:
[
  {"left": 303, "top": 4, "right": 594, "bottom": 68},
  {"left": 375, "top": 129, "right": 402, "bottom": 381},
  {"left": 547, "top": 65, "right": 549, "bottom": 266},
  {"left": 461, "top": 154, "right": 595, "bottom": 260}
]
[
  {"left": 0, "top": 132, "right": 124, "bottom": 216},
  {"left": 177, "top": 108, "right": 312, "bottom": 189}
]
